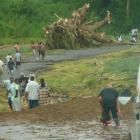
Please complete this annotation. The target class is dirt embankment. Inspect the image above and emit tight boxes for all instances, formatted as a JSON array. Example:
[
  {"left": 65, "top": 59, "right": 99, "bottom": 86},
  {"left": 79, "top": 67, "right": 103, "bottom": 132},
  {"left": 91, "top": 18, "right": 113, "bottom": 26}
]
[
  {"left": 0, "top": 45, "right": 133, "bottom": 123},
  {"left": 0, "top": 97, "right": 133, "bottom": 123}
]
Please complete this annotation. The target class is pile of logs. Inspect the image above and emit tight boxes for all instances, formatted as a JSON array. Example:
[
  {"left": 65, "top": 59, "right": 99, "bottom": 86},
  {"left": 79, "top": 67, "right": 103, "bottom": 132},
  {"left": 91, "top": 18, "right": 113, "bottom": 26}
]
[{"left": 44, "top": 3, "right": 114, "bottom": 49}]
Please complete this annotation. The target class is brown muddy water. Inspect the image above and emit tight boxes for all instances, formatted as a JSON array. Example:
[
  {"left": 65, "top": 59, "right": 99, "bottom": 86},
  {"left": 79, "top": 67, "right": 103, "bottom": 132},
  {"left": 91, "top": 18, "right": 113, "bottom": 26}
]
[
  {"left": 0, "top": 97, "right": 133, "bottom": 140},
  {"left": 0, "top": 119, "right": 130, "bottom": 140}
]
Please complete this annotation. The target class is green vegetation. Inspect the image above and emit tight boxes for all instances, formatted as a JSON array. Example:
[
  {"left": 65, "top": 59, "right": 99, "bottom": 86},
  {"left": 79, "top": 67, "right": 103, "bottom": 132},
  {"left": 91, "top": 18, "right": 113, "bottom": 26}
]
[
  {"left": 0, "top": 0, "right": 92, "bottom": 44},
  {"left": 39, "top": 46, "right": 140, "bottom": 97},
  {"left": 0, "top": 44, "right": 66, "bottom": 58},
  {"left": 0, "top": 44, "right": 31, "bottom": 58},
  {"left": 0, "top": 0, "right": 139, "bottom": 44},
  {"left": 1, "top": 45, "right": 140, "bottom": 112}
]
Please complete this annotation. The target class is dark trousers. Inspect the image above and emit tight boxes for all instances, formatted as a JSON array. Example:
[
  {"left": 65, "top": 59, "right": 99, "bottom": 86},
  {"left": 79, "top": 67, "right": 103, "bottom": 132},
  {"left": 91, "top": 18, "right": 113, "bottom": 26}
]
[
  {"left": 8, "top": 97, "right": 13, "bottom": 111},
  {"left": 102, "top": 104, "right": 118, "bottom": 122},
  {"left": 29, "top": 100, "right": 39, "bottom": 109}
]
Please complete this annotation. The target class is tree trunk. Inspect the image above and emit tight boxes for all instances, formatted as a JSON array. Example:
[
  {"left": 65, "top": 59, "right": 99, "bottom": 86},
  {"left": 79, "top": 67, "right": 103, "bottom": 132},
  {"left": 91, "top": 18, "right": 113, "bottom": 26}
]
[
  {"left": 44, "top": 4, "right": 114, "bottom": 49},
  {"left": 126, "top": 0, "right": 130, "bottom": 18},
  {"left": 82, "top": 11, "right": 111, "bottom": 32},
  {"left": 91, "top": 32, "right": 113, "bottom": 43}
]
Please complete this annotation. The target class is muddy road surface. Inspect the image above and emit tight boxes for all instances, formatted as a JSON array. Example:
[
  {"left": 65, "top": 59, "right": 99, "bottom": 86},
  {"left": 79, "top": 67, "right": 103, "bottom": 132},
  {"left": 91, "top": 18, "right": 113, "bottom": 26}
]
[
  {"left": 0, "top": 97, "right": 133, "bottom": 140},
  {"left": 2, "top": 45, "right": 131, "bottom": 79},
  {"left": 0, "top": 45, "right": 133, "bottom": 140}
]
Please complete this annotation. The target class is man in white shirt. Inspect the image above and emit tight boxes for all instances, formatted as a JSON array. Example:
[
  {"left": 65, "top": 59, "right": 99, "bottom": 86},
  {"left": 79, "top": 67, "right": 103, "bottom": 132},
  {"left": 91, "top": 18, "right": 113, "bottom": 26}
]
[
  {"left": 3, "top": 77, "right": 14, "bottom": 111},
  {"left": 131, "top": 28, "right": 138, "bottom": 39},
  {"left": 6, "top": 54, "right": 13, "bottom": 64},
  {"left": 10, "top": 78, "right": 22, "bottom": 111},
  {"left": 25, "top": 76, "right": 39, "bottom": 109}
]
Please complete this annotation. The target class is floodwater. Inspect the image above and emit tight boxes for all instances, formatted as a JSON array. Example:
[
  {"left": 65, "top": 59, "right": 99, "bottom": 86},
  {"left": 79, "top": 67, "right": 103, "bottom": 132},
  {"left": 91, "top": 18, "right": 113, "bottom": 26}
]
[{"left": 0, "top": 120, "right": 130, "bottom": 140}]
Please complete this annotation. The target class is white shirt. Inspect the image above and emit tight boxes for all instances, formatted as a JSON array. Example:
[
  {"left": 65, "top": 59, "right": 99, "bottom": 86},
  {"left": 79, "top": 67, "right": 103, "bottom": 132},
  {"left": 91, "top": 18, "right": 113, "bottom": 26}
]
[
  {"left": 6, "top": 55, "right": 13, "bottom": 63},
  {"left": 118, "top": 36, "right": 122, "bottom": 43},
  {"left": 3, "top": 80, "right": 13, "bottom": 98},
  {"left": 15, "top": 52, "right": 21, "bottom": 62},
  {"left": 3, "top": 80, "right": 11, "bottom": 91},
  {"left": 10, "top": 83, "right": 19, "bottom": 100},
  {"left": 10, "top": 83, "right": 22, "bottom": 111},
  {"left": 132, "top": 37, "right": 137, "bottom": 42},
  {"left": 0, "top": 60, "right": 4, "bottom": 71},
  {"left": 131, "top": 29, "right": 138, "bottom": 36},
  {"left": 25, "top": 81, "right": 39, "bottom": 100}
]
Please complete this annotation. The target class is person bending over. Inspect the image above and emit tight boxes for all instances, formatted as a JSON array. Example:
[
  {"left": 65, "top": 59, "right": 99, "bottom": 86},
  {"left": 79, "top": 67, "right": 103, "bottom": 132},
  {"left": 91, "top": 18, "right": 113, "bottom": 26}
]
[{"left": 98, "top": 83, "right": 121, "bottom": 126}]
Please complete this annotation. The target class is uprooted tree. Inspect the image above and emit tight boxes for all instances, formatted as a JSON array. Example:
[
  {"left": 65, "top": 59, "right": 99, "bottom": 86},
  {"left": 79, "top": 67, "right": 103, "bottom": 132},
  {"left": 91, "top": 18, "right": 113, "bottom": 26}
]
[{"left": 43, "top": 3, "right": 115, "bottom": 49}]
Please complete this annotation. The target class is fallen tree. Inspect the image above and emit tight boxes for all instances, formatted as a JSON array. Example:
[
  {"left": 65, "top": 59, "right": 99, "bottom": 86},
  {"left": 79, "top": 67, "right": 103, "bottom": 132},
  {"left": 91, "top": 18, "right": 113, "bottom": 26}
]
[{"left": 43, "top": 3, "right": 115, "bottom": 49}]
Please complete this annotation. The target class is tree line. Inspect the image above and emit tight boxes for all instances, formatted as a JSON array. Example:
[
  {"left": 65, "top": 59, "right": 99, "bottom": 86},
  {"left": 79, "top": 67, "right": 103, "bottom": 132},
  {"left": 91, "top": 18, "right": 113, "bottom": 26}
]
[{"left": 0, "top": 0, "right": 139, "bottom": 40}]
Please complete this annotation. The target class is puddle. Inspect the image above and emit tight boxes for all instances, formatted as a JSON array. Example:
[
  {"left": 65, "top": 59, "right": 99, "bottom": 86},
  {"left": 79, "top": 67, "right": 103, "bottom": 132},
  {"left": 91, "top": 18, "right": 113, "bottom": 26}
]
[{"left": 0, "top": 120, "right": 130, "bottom": 140}]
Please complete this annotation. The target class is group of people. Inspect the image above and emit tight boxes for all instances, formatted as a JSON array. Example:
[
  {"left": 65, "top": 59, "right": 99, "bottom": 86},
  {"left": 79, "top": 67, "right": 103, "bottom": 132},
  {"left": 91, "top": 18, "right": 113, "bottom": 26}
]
[
  {"left": 0, "top": 42, "right": 132, "bottom": 127},
  {"left": 0, "top": 42, "right": 49, "bottom": 112},
  {"left": 30, "top": 42, "right": 46, "bottom": 60},
  {"left": 0, "top": 44, "right": 22, "bottom": 79},
  {"left": 2, "top": 74, "right": 50, "bottom": 111},
  {"left": 117, "top": 28, "right": 139, "bottom": 43},
  {"left": 6, "top": 51, "right": 22, "bottom": 77},
  {"left": 0, "top": 41, "right": 46, "bottom": 79}
]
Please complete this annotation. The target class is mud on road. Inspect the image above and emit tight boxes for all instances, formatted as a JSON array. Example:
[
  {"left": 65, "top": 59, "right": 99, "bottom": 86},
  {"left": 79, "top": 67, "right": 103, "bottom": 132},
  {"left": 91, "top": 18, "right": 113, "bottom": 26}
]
[
  {"left": 0, "top": 45, "right": 133, "bottom": 140},
  {"left": 0, "top": 97, "right": 133, "bottom": 140}
]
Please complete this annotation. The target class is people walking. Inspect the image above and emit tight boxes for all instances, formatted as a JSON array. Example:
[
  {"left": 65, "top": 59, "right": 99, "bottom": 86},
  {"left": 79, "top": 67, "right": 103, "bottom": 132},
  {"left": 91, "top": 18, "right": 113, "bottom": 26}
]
[
  {"left": 7, "top": 58, "right": 15, "bottom": 77},
  {"left": 25, "top": 76, "right": 39, "bottom": 109},
  {"left": 30, "top": 42, "right": 37, "bottom": 59},
  {"left": 37, "top": 42, "right": 46, "bottom": 60}
]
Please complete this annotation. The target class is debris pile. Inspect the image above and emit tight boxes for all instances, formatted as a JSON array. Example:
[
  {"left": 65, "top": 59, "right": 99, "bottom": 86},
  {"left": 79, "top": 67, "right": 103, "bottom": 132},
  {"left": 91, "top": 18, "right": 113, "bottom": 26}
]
[{"left": 44, "top": 3, "right": 114, "bottom": 49}]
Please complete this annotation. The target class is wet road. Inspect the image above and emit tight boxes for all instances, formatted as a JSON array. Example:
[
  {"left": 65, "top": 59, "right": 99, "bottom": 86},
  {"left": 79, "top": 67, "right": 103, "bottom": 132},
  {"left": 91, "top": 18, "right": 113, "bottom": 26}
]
[
  {"left": 0, "top": 120, "right": 130, "bottom": 140},
  {"left": 0, "top": 45, "right": 132, "bottom": 140},
  {"left": 2, "top": 45, "right": 131, "bottom": 80}
]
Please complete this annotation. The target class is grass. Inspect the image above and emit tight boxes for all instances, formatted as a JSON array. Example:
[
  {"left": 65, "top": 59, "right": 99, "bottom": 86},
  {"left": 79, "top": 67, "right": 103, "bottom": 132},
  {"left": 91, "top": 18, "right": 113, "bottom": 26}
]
[
  {"left": 0, "top": 44, "right": 140, "bottom": 112},
  {"left": 39, "top": 45, "right": 140, "bottom": 97},
  {"left": 0, "top": 43, "right": 66, "bottom": 59},
  {"left": 0, "top": 0, "right": 93, "bottom": 42},
  {"left": 0, "top": 37, "right": 41, "bottom": 46},
  {"left": 0, "top": 44, "right": 32, "bottom": 58}
]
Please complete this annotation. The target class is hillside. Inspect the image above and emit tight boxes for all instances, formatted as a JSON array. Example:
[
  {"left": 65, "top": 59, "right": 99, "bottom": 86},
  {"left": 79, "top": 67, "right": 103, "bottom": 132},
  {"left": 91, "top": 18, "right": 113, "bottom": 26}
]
[{"left": 0, "top": 0, "right": 140, "bottom": 44}]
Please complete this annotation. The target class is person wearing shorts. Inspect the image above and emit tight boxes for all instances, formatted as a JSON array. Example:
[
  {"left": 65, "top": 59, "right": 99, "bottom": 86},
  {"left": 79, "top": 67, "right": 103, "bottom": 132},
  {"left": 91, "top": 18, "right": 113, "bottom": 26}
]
[{"left": 15, "top": 51, "right": 21, "bottom": 71}]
